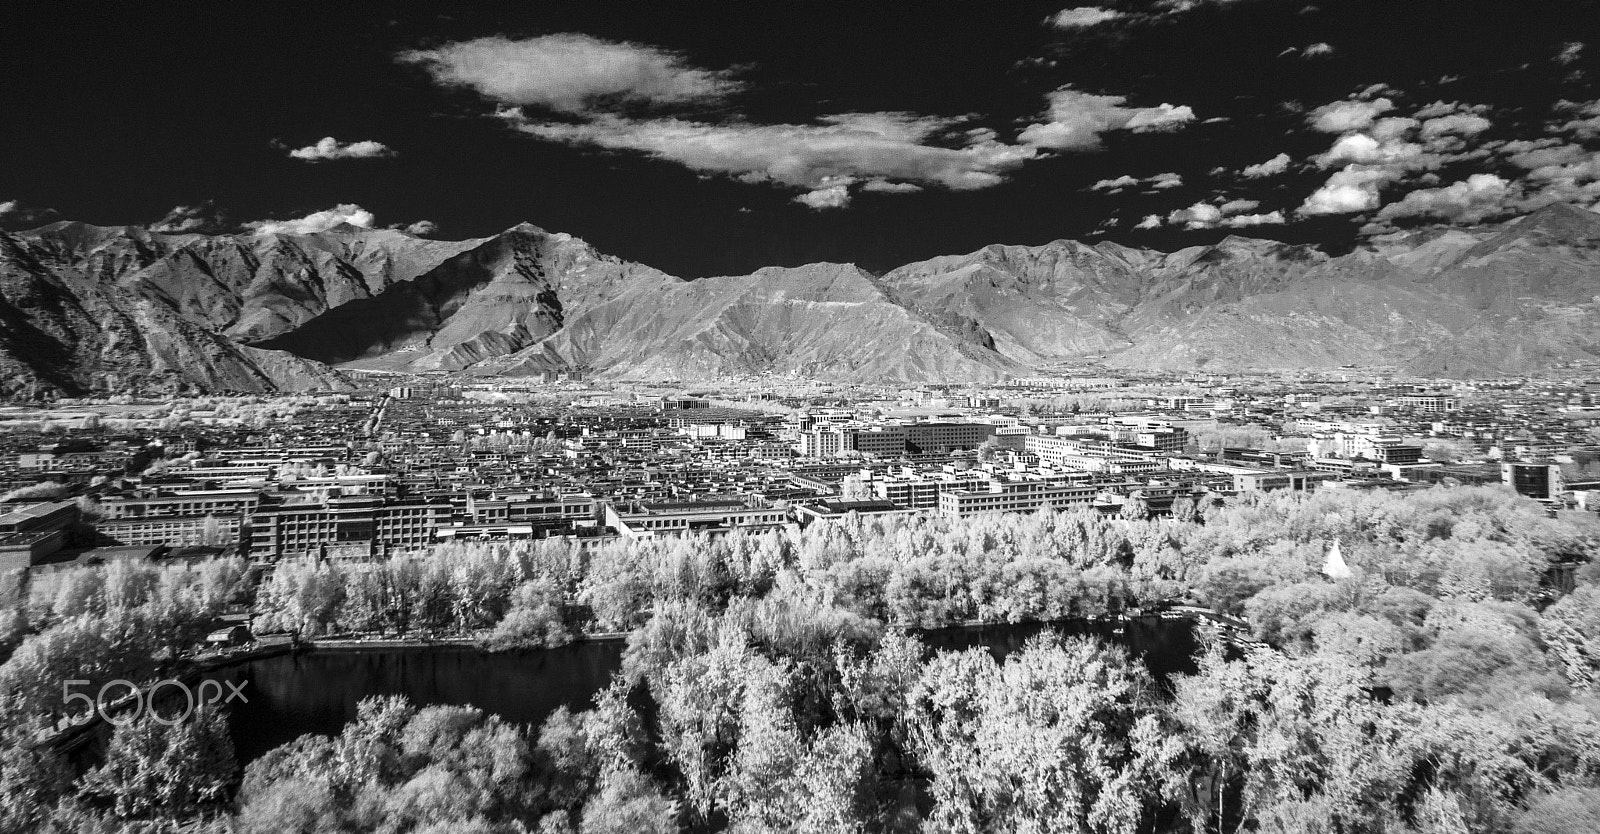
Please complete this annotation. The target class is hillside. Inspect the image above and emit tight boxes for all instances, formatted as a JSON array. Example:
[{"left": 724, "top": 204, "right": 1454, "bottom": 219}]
[{"left": 2, "top": 203, "right": 1598, "bottom": 395}]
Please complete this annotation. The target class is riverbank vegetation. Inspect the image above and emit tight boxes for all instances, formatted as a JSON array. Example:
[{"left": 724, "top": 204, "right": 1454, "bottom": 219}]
[{"left": 0, "top": 485, "right": 1596, "bottom": 832}]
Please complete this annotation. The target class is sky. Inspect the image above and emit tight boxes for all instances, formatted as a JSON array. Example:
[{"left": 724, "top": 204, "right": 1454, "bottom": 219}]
[{"left": 2, "top": 0, "right": 1598, "bottom": 278}]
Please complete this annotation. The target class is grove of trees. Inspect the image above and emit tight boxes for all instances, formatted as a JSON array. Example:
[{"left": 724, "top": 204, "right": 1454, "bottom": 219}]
[{"left": 0, "top": 485, "right": 1596, "bottom": 832}]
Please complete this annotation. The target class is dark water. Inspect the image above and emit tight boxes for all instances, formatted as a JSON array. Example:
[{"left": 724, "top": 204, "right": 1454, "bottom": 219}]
[{"left": 201, "top": 617, "right": 1196, "bottom": 765}]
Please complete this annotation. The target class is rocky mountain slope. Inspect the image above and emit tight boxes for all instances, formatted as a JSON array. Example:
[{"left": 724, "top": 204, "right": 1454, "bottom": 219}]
[{"left": 2, "top": 202, "right": 1597, "bottom": 395}]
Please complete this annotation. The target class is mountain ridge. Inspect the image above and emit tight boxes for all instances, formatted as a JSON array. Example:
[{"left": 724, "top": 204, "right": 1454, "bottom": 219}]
[{"left": 2, "top": 202, "right": 1598, "bottom": 395}]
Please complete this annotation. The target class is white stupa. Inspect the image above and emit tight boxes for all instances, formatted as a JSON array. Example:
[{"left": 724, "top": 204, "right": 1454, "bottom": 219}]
[{"left": 1322, "top": 540, "right": 1353, "bottom": 580}]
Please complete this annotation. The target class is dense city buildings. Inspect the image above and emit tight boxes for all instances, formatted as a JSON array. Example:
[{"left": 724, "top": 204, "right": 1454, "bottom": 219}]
[{"left": 0, "top": 369, "right": 1595, "bottom": 573}]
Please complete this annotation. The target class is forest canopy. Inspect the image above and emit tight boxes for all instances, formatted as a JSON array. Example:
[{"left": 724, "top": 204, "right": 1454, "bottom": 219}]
[{"left": 0, "top": 485, "right": 1596, "bottom": 833}]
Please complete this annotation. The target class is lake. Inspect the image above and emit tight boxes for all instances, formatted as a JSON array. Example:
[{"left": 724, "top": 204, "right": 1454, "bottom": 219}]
[{"left": 203, "top": 616, "right": 1197, "bottom": 764}]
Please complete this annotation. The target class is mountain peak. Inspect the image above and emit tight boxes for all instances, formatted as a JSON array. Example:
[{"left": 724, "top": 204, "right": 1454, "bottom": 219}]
[{"left": 1508, "top": 201, "right": 1600, "bottom": 238}]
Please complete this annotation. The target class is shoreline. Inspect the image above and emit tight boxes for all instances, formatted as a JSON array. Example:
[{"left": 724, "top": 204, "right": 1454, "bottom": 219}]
[{"left": 270, "top": 608, "right": 1215, "bottom": 654}]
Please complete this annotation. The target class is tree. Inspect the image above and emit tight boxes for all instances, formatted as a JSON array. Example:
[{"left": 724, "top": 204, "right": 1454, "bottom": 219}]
[
  {"left": 579, "top": 767, "right": 679, "bottom": 834},
  {"left": 0, "top": 728, "right": 73, "bottom": 832},
  {"left": 199, "top": 514, "right": 229, "bottom": 547},
  {"left": 80, "top": 706, "right": 236, "bottom": 819},
  {"left": 907, "top": 634, "right": 1159, "bottom": 834},
  {"left": 1539, "top": 587, "right": 1600, "bottom": 689},
  {"left": 0, "top": 481, "right": 67, "bottom": 503},
  {"left": 1156, "top": 644, "right": 1412, "bottom": 834}
]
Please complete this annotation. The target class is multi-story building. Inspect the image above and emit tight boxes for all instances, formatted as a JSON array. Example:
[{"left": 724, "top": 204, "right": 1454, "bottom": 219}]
[
  {"left": 1397, "top": 395, "right": 1459, "bottom": 413},
  {"left": 96, "top": 515, "right": 239, "bottom": 548},
  {"left": 247, "top": 492, "right": 451, "bottom": 559},
  {"left": 604, "top": 500, "right": 789, "bottom": 538},
  {"left": 1503, "top": 463, "right": 1562, "bottom": 500},
  {"left": 937, "top": 480, "right": 1099, "bottom": 518},
  {"left": 100, "top": 489, "right": 261, "bottom": 520},
  {"left": 904, "top": 422, "right": 993, "bottom": 455},
  {"left": 0, "top": 500, "right": 81, "bottom": 568},
  {"left": 868, "top": 467, "right": 989, "bottom": 509}
]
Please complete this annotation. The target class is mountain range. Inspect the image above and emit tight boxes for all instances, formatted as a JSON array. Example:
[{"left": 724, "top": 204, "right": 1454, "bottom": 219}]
[{"left": 2, "top": 203, "right": 1599, "bottom": 396}]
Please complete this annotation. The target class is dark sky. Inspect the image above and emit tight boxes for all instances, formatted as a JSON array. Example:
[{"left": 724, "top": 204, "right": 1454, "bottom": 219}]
[{"left": 2, "top": 0, "right": 1598, "bottom": 277}]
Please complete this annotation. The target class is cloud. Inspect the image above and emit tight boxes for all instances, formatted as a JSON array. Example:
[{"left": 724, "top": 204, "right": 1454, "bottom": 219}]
[
  {"left": 1019, "top": 87, "right": 1196, "bottom": 150},
  {"left": 1556, "top": 42, "right": 1585, "bottom": 65},
  {"left": 1298, "top": 166, "right": 1396, "bottom": 215},
  {"left": 1167, "top": 202, "right": 1224, "bottom": 228},
  {"left": 424, "top": 41, "right": 1179, "bottom": 207},
  {"left": 1163, "top": 198, "right": 1285, "bottom": 229},
  {"left": 1314, "top": 133, "right": 1424, "bottom": 168},
  {"left": 513, "top": 112, "right": 1038, "bottom": 198},
  {"left": 1089, "top": 172, "right": 1181, "bottom": 192},
  {"left": 244, "top": 204, "right": 377, "bottom": 235},
  {"left": 1134, "top": 214, "right": 1162, "bottom": 229},
  {"left": 1307, "top": 97, "right": 1394, "bottom": 133},
  {"left": 794, "top": 182, "right": 853, "bottom": 210},
  {"left": 400, "top": 220, "right": 439, "bottom": 236},
  {"left": 0, "top": 199, "right": 56, "bottom": 226},
  {"left": 149, "top": 203, "right": 225, "bottom": 234},
  {"left": 1224, "top": 210, "right": 1287, "bottom": 226},
  {"left": 1295, "top": 96, "right": 1504, "bottom": 220},
  {"left": 1418, "top": 114, "right": 1492, "bottom": 141},
  {"left": 1555, "top": 99, "right": 1600, "bottom": 140},
  {"left": 1371, "top": 174, "right": 1513, "bottom": 224},
  {"left": 1148, "top": 172, "right": 1184, "bottom": 190},
  {"left": 860, "top": 180, "right": 923, "bottom": 194},
  {"left": 287, "top": 137, "right": 396, "bottom": 161},
  {"left": 1241, "top": 152, "right": 1292, "bottom": 178},
  {"left": 399, "top": 34, "right": 740, "bottom": 114},
  {"left": 1046, "top": 7, "right": 1126, "bottom": 28},
  {"left": 1301, "top": 42, "right": 1335, "bottom": 58},
  {"left": 1090, "top": 175, "right": 1140, "bottom": 192}
]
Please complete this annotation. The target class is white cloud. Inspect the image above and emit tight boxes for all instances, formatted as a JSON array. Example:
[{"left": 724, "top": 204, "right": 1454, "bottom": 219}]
[
  {"left": 1090, "top": 175, "right": 1141, "bottom": 192},
  {"left": 860, "top": 180, "right": 924, "bottom": 194},
  {"left": 1224, "top": 210, "right": 1287, "bottom": 226},
  {"left": 244, "top": 204, "right": 377, "bottom": 235},
  {"left": 421, "top": 41, "right": 1181, "bottom": 207},
  {"left": 1298, "top": 166, "right": 1395, "bottom": 215},
  {"left": 1411, "top": 100, "right": 1487, "bottom": 120},
  {"left": 1046, "top": 7, "right": 1125, "bottom": 28},
  {"left": 0, "top": 199, "right": 56, "bottom": 226},
  {"left": 1019, "top": 87, "right": 1196, "bottom": 150},
  {"left": 1164, "top": 198, "right": 1285, "bottom": 229},
  {"left": 1502, "top": 139, "right": 1588, "bottom": 170},
  {"left": 513, "top": 112, "right": 1038, "bottom": 196},
  {"left": 287, "top": 137, "right": 396, "bottom": 162},
  {"left": 401, "top": 220, "right": 439, "bottom": 236},
  {"left": 1372, "top": 174, "right": 1513, "bottom": 224},
  {"left": 1168, "top": 202, "right": 1224, "bottom": 228},
  {"left": 149, "top": 204, "right": 223, "bottom": 233},
  {"left": 1307, "top": 97, "right": 1394, "bottom": 133},
  {"left": 795, "top": 183, "right": 854, "bottom": 210},
  {"left": 1148, "top": 172, "right": 1184, "bottom": 190},
  {"left": 1134, "top": 214, "right": 1163, "bottom": 229},
  {"left": 1090, "top": 172, "right": 1181, "bottom": 192},
  {"left": 1555, "top": 99, "right": 1600, "bottom": 140},
  {"left": 1315, "top": 133, "right": 1424, "bottom": 168},
  {"left": 399, "top": 34, "right": 740, "bottom": 114},
  {"left": 1419, "top": 114, "right": 1492, "bottom": 141},
  {"left": 1241, "top": 152, "right": 1292, "bottom": 178},
  {"left": 1556, "top": 42, "right": 1585, "bottom": 65},
  {"left": 1301, "top": 42, "right": 1335, "bottom": 58}
]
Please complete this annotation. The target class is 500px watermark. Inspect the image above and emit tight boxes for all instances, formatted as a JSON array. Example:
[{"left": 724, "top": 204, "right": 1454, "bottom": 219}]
[{"left": 62, "top": 679, "right": 247, "bottom": 726}]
